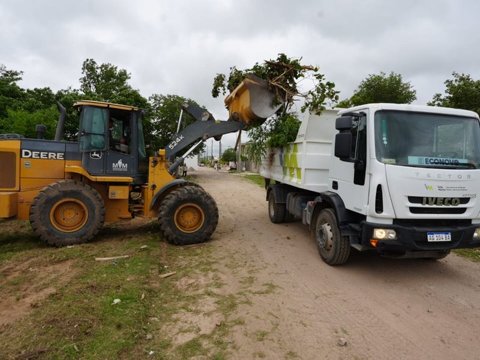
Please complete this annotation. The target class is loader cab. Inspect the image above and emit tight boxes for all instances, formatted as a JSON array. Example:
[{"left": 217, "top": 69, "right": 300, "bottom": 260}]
[{"left": 75, "top": 101, "right": 148, "bottom": 183}]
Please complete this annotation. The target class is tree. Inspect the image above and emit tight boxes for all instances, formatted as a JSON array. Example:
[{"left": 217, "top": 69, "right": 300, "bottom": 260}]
[
  {"left": 0, "top": 65, "right": 25, "bottom": 118},
  {"left": 55, "top": 87, "right": 84, "bottom": 140},
  {"left": 429, "top": 72, "right": 480, "bottom": 114},
  {"left": 0, "top": 106, "right": 59, "bottom": 138},
  {"left": 349, "top": 72, "right": 416, "bottom": 106},
  {"left": 246, "top": 113, "right": 301, "bottom": 164},
  {"left": 221, "top": 148, "right": 236, "bottom": 162},
  {"left": 147, "top": 94, "right": 205, "bottom": 154},
  {"left": 79, "top": 58, "right": 148, "bottom": 108}
]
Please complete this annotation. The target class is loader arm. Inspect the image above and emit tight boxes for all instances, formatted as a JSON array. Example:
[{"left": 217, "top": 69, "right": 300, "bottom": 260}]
[
  {"left": 165, "top": 75, "right": 283, "bottom": 174},
  {"left": 165, "top": 103, "right": 245, "bottom": 162}
]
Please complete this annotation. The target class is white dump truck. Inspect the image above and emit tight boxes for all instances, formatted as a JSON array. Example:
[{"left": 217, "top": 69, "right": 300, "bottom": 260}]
[{"left": 260, "top": 103, "right": 480, "bottom": 265}]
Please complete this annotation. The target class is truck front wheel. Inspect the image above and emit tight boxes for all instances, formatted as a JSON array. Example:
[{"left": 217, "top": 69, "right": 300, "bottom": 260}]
[{"left": 314, "top": 208, "right": 350, "bottom": 265}]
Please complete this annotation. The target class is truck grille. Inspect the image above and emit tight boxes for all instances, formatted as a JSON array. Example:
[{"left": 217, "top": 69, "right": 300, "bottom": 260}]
[
  {"left": 408, "top": 196, "right": 469, "bottom": 215},
  {"left": 409, "top": 207, "right": 466, "bottom": 214},
  {"left": 0, "top": 152, "right": 16, "bottom": 188},
  {"left": 408, "top": 196, "right": 470, "bottom": 205}
]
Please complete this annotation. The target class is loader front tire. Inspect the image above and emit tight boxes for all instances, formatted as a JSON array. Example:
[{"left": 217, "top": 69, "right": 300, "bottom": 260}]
[
  {"left": 158, "top": 186, "right": 218, "bottom": 245},
  {"left": 314, "top": 208, "right": 350, "bottom": 265},
  {"left": 30, "top": 180, "right": 105, "bottom": 246}
]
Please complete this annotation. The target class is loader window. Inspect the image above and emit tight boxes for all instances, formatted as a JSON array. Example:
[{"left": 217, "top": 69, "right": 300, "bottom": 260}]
[
  {"left": 109, "top": 109, "right": 131, "bottom": 154},
  {"left": 79, "top": 107, "right": 108, "bottom": 152}
]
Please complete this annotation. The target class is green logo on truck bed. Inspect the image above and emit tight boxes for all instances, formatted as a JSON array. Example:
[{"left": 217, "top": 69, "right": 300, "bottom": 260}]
[{"left": 282, "top": 144, "right": 301, "bottom": 182}]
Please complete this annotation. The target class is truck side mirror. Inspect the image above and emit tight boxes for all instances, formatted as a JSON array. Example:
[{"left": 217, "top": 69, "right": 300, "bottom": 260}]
[
  {"left": 335, "top": 133, "right": 352, "bottom": 160},
  {"left": 336, "top": 116, "right": 354, "bottom": 130}
]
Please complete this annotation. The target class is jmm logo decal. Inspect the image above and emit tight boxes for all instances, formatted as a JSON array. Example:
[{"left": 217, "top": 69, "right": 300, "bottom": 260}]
[{"left": 112, "top": 159, "right": 128, "bottom": 171}]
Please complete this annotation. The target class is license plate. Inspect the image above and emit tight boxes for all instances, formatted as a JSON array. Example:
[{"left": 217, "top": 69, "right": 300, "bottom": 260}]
[{"left": 427, "top": 232, "right": 451, "bottom": 242}]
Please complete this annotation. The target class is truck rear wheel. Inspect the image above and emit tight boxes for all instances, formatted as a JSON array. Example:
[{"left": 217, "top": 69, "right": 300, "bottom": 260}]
[
  {"left": 158, "top": 186, "right": 218, "bottom": 245},
  {"left": 268, "top": 191, "right": 286, "bottom": 223},
  {"left": 29, "top": 180, "right": 105, "bottom": 246},
  {"left": 314, "top": 208, "right": 350, "bottom": 265}
]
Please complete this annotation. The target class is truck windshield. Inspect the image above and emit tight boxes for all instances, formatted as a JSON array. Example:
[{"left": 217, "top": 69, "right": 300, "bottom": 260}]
[{"left": 374, "top": 110, "right": 480, "bottom": 169}]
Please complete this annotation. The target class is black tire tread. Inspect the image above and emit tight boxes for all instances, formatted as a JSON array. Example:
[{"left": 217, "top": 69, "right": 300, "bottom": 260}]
[
  {"left": 268, "top": 191, "right": 286, "bottom": 224},
  {"left": 314, "top": 208, "right": 350, "bottom": 265},
  {"left": 29, "top": 180, "right": 105, "bottom": 246},
  {"left": 158, "top": 185, "right": 218, "bottom": 245}
]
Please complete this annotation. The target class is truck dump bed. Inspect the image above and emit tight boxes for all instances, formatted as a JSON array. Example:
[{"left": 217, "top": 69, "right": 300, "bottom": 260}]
[{"left": 259, "top": 109, "right": 338, "bottom": 193}]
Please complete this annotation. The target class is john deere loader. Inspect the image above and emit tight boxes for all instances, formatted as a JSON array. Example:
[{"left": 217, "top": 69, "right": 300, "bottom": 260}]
[{"left": 0, "top": 76, "right": 279, "bottom": 246}]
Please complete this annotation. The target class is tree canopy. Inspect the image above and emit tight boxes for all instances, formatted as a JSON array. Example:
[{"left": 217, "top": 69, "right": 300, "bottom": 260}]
[
  {"left": 0, "top": 60, "right": 204, "bottom": 152},
  {"left": 339, "top": 71, "right": 416, "bottom": 107},
  {"left": 147, "top": 94, "right": 205, "bottom": 155},
  {"left": 429, "top": 72, "right": 480, "bottom": 114},
  {"left": 221, "top": 148, "right": 236, "bottom": 162}
]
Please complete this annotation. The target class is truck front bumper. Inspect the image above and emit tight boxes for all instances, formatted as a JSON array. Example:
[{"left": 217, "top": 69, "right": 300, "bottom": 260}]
[{"left": 360, "top": 221, "right": 480, "bottom": 253}]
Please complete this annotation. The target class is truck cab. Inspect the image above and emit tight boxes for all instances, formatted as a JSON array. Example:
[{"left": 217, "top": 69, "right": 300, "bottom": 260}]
[{"left": 260, "top": 104, "right": 480, "bottom": 264}]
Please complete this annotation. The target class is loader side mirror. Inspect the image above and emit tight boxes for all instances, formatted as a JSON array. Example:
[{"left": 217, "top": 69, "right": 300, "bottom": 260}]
[{"left": 335, "top": 132, "right": 353, "bottom": 160}]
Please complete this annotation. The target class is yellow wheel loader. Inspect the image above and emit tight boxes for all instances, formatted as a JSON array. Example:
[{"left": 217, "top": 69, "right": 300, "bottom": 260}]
[{"left": 0, "top": 76, "right": 279, "bottom": 246}]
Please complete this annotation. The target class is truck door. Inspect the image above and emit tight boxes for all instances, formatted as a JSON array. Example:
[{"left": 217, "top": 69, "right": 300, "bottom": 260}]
[{"left": 330, "top": 113, "right": 370, "bottom": 214}]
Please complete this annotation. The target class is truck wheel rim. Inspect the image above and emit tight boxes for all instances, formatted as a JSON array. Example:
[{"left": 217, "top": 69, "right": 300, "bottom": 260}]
[
  {"left": 317, "top": 223, "right": 333, "bottom": 251},
  {"left": 50, "top": 198, "right": 88, "bottom": 233},
  {"left": 174, "top": 203, "right": 205, "bottom": 233}
]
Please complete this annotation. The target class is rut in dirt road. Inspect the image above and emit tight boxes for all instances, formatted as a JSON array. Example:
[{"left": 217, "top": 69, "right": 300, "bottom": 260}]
[{"left": 197, "top": 167, "right": 480, "bottom": 360}]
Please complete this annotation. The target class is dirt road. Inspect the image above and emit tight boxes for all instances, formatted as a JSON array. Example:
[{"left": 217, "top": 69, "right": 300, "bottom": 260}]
[{"left": 197, "top": 167, "right": 480, "bottom": 360}]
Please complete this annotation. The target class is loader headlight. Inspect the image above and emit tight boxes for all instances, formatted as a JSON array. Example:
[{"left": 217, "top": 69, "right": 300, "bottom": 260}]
[
  {"left": 473, "top": 227, "right": 480, "bottom": 240},
  {"left": 373, "top": 228, "right": 397, "bottom": 240}
]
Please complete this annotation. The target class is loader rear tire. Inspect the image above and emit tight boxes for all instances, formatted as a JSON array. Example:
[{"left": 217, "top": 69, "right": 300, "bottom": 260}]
[
  {"left": 268, "top": 191, "right": 286, "bottom": 223},
  {"left": 314, "top": 208, "right": 350, "bottom": 265},
  {"left": 158, "top": 186, "right": 218, "bottom": 245},
  {"left": 29, "top": 180, "right": 105, "bottom": 246}
]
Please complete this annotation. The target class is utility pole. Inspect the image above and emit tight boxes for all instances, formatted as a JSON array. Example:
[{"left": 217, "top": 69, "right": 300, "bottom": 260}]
[
  {"left": 235, "top": 130, "right": 242, "bottom": 172},
  {"left": 219, "top": 139, "right": 222, "bottom": 161}
]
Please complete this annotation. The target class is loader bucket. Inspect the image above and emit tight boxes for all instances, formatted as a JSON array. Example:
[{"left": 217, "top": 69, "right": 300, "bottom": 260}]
[{"left": 224, "top": 75, "right": 283, "bottom": 127}]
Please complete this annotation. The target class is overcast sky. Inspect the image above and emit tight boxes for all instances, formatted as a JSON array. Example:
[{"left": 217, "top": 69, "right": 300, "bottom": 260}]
[{"left": 1, "top": 0, "right": 479, "bottom": 152}]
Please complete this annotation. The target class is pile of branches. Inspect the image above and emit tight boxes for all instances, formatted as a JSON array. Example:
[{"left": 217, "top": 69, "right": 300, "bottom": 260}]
[{"left": 212, "top": 54, "right": 339, "bottom": 163}]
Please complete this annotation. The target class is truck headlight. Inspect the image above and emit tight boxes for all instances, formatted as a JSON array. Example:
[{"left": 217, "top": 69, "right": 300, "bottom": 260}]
[
  {"left": 373, "top": 228, "right": 397, "bottom": 240},
  {"left": 473, "top": 228, "right": 480, "bottom": 240}
]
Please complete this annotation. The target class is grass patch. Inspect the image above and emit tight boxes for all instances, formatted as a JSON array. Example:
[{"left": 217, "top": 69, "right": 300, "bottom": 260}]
[
  {"left": 454, "top": 248, "right": 480, "bottom": 262},
  {"left": 242, "top": 173, "right": 265, "bottom": 187},
  {"left": 0, "top": 220, "right": 241, "bottom": 359}
]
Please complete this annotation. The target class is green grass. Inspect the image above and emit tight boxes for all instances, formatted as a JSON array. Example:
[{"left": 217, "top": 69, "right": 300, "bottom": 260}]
[
  {"left": 0, "top": 220, "right": 239, "bottom": 359},
  {"left": 242, "top": 173, "right": 265, "bottom": 187},
  {"left": 454, "top": 248, "right": 480, "bottom": 262}
]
